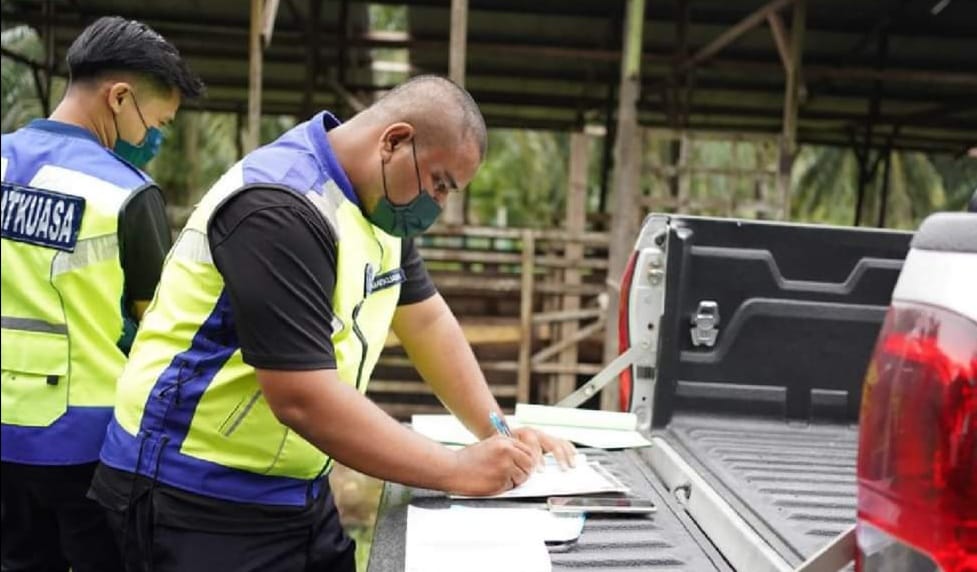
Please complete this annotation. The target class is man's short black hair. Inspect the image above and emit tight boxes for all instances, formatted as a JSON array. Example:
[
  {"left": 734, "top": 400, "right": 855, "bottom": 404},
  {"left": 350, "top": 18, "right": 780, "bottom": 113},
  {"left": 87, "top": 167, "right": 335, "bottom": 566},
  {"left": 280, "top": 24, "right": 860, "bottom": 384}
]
[{"left": 66, "top": 16, "right": 204, "bottom": 99}]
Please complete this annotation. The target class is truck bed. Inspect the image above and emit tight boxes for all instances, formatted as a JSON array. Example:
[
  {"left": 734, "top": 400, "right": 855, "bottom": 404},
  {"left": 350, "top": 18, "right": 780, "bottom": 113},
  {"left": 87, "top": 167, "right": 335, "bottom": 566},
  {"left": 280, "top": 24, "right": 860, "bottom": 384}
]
[
  {"left": 659, "top": 412, "right": 857, "bottom": 564},
  {"left": 368, "top": 449, "right": 732, "bottom": 572},
  {"left": 367, "top": 415, "right": 858, "bottom": 572}
]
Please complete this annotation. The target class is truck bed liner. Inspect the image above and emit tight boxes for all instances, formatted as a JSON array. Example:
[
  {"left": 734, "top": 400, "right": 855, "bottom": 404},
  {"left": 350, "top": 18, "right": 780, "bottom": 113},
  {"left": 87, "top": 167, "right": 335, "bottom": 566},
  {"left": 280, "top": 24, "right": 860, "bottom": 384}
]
[{"left": 659, "top": 412, "right": 858, "bottom": 564}]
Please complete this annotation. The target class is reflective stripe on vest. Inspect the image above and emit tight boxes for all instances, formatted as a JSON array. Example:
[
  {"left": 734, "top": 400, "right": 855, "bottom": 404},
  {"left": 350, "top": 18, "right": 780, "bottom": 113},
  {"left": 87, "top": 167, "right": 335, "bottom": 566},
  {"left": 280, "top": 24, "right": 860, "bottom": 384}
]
[{"left": 105, "top": 115, "right": 403, "bottom": 505}]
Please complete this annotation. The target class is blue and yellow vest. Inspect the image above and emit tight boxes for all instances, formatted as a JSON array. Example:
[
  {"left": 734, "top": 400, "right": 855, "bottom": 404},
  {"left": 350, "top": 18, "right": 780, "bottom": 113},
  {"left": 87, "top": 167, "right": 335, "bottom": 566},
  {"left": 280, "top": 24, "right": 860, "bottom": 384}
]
[
  {"left": 1, "top": 120, "right": 153, "bottom": 465},
  {"left": 100, "top": 112, "right": 404, "bottom": 506}
]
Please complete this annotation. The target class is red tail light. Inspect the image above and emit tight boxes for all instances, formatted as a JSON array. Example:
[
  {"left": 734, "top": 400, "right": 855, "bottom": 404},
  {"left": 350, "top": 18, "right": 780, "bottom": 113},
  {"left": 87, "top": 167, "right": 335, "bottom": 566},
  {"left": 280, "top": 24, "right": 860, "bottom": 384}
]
[
  {"left": 857, "top": 302, "right": 977, "bottom": 572},
  {"left": 618, "top": 251, "right": 638, "bottom": 412}
]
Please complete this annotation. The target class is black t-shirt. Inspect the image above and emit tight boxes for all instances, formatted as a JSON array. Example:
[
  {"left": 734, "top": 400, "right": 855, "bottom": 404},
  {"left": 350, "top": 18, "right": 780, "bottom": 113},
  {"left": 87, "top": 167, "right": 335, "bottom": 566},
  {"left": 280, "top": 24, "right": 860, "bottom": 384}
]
[
  {"left": 90, "top": 186, "right": 437, "bottom": 527},
  {"left": 208, "top": 186, "right": 437, "bottom": 371},
  {"left": 119, "top": 185, "right": 172, "bottom": 309}
]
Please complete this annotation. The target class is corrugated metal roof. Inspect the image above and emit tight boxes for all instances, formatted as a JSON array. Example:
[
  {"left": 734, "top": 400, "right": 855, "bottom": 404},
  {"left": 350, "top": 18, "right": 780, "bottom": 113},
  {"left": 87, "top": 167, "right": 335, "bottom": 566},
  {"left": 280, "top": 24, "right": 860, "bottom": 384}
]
[{"left": 5, "top": 0, "right": 973, "bottom": 152}]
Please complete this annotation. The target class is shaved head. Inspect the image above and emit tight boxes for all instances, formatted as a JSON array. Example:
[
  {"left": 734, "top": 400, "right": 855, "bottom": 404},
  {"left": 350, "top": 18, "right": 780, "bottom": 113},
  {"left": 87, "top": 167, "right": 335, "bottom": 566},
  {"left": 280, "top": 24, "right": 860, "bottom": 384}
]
[{"left": 360, "top": 75, "right": 487, "bottom": 159}]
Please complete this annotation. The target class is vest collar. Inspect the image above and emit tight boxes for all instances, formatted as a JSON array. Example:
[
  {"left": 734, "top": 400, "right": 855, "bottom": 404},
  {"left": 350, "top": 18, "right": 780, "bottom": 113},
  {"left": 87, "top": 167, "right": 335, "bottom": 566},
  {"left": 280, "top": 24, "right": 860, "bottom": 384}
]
[
  {"left": 306, "top": 111, "right": 360, "bottom": 207},
  {"left": 27, "top": 119, "right": 102, "bottom": 145}
]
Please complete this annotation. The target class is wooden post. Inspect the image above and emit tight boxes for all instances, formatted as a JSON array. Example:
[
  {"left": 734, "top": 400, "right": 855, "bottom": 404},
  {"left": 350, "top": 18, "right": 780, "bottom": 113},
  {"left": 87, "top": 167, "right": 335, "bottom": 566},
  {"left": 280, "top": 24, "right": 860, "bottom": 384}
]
[
  {"left": 777, "top": 0, "right": 805, "bottom": 220},
  {"left": 855, "top": 23, "right": 890, "bottom": 227},
  {"left": 554, "top": 133, "right": 590, "bottom": 402},
  {"left": 245, "top": 0, "right": 264, "bottom": 153},
  {"left": 337, "top": 0, "right": 349, "bottom": 93},
  {"left": 184, "top": 112, "right": 199, "bottom": 205},
  {"left": 443, "top": 0, "right": 469, "bottom": 225},
  {"left": 602, "top": 0, "right": 645, "bottom": 411},
  {"left": 261, "top": 0, "right": 281, "bottom": 47},
  {"left": 235, "top": 110, "right": 245, "bottom": 160},
  {"left": 42, "top": 0, "right": 54, "bottom": 116},
  {"left": 517, "top": 230, "right": 536, "bottom": 404},
  {"left": 876, "top": 147, "right": 892, "bottom": 228},
  {"left": 302, "top": 0, "right": 321, "bottom": 119}
]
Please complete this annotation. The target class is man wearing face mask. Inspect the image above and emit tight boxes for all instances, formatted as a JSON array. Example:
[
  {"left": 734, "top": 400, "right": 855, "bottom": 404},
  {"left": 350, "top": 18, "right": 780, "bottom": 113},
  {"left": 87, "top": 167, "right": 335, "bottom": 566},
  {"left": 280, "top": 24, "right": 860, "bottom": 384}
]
[
  {"left": 0, "top": 16, "right": 203, "bottom": 572},
  {"left": 90, "top": 75, "right": 576, "bottom": 571}
]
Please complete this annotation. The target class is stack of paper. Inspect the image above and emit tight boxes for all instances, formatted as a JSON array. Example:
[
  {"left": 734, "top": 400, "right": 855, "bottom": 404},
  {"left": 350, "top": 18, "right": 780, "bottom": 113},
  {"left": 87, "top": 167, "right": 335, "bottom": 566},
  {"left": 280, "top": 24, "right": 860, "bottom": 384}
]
[
  {"left": 409, "top": 405, "right": 651, "bottom": 450},
  {"left": 515, "top": 404, "right": 652, "bottom": 449},
  {"left": 451, "top": 453, "right": 628, "bottom": 499},
  {"left": 406, "top": 506, "right": 553, "bottom": 572}
]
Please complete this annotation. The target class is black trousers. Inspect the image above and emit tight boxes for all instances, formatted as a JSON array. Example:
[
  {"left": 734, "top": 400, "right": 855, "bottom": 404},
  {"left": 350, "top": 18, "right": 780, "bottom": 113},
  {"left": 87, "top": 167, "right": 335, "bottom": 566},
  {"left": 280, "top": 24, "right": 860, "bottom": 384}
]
[
  {"left": 0, "top": 461, "right": 123, "bottom": 572},
  {"left": 102, "top": 480, "right": 356, "bottom": 572}
]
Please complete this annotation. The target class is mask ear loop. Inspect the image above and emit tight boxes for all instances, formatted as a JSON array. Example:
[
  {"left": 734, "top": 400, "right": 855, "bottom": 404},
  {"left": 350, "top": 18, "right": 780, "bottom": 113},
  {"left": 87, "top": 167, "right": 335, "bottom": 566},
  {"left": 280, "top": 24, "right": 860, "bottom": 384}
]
[
  {"left": 130, "top": 92, "right": 152, "bottom": 144},
  {"left": 113, "top": 92, "right": 151, "bottom": 147},
  {"left": 379, "top": 154, "right": 393, "bottom": 200},
  {"left": 410, "top": 138, "right": 424, "bottom": 199},
  {"left": 111, "top": 112, "right": 123, "bottom": 147}
]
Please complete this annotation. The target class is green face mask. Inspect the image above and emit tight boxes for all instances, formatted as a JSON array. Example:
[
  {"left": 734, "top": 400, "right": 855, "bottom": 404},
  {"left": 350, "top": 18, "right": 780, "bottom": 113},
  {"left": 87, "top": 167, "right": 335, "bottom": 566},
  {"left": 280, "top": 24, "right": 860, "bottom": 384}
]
[
  {"left": 368, "top": 139, "right": 442, "bottom": 238},
  {"left": 112, "top": 92, "right": 163, "bottom": 168}
]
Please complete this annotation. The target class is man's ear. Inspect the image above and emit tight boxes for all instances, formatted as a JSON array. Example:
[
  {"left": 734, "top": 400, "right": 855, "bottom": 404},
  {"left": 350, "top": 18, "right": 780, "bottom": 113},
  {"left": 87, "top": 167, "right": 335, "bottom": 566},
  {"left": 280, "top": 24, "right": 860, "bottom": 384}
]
[
  {"left": 379, "top": 122, "right": 415, "bottom": 162},
  {"left": 106, "top": 82, "right": 132, "bottom": 114}
]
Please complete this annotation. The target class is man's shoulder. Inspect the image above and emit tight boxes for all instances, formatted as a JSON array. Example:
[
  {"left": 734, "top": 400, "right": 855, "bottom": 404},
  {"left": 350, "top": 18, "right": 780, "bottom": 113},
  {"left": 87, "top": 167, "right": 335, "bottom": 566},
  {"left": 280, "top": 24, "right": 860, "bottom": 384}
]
[{"left": 4, "top": 127, "right": 152, "bottom": 191}]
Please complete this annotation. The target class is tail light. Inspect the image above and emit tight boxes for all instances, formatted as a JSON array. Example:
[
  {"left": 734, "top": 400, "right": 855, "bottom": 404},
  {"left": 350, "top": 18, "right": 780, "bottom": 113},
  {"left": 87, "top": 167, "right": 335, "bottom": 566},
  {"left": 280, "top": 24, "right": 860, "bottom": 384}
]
[
  {"left": 617, "top": 251, "right": 638, "bottom": 412},
  {"left": 856, "top": 302, "right": 977, "bottom": 572}
]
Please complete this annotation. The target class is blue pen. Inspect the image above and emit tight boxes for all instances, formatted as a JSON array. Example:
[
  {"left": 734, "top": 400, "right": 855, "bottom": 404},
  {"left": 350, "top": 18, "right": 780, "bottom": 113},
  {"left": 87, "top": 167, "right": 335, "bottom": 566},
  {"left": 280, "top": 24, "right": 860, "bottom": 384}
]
[{"left": 489, "top": 412, "right": 513, "bottom": 437}]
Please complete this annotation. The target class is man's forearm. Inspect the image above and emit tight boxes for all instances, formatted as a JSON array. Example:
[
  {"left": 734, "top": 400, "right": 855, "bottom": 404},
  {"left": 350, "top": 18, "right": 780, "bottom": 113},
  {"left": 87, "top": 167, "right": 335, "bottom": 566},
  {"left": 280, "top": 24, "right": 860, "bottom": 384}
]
[
  {"left": 394, "top": 295, "right": 503, "bottom": 439},
  {"left": 257, "top": 368, "right": 458, "bottom": 490}
]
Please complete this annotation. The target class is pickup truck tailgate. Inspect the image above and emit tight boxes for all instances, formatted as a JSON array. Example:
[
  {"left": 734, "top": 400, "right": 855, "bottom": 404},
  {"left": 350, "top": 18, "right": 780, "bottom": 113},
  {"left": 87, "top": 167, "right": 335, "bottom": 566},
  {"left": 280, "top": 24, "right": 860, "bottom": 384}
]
[{"left": 368, "top": 449, "right": 731, "bottom": 572}]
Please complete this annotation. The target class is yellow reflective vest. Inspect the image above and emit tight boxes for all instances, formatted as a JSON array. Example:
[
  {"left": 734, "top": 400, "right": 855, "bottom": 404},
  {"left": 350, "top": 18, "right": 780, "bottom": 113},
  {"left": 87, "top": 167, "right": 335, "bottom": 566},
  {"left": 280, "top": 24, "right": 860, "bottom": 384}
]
[
  {"left": 101, "top": 112, "right": 403, "bottom": 505},
  {"left": 1, "top": 119, "right": 153, "bottom": 464}
]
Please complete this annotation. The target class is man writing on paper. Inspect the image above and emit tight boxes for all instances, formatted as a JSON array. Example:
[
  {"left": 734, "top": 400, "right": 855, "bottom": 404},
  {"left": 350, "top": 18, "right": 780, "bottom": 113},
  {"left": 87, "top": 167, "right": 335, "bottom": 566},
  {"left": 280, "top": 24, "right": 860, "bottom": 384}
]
[{"left": 90, "top": 75, "right": 576, "bottom": 571}]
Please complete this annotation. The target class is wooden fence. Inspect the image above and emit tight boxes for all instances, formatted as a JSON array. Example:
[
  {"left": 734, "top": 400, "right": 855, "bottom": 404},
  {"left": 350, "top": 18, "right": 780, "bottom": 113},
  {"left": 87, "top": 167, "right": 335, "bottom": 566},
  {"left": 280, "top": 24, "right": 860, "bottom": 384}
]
[{"left": 369, "top": 224, "right": 610, "bottom": 419}]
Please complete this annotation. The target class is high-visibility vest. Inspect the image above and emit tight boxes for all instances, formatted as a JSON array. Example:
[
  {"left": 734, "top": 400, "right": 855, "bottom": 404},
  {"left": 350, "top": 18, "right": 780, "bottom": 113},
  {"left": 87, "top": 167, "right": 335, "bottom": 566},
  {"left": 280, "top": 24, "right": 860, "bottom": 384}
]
[
  {"left": 101, "top": 112, "right": 404, "bottom": 506},
  {"left": 1, "top": 119, "right": 153, "bottom": 464}
]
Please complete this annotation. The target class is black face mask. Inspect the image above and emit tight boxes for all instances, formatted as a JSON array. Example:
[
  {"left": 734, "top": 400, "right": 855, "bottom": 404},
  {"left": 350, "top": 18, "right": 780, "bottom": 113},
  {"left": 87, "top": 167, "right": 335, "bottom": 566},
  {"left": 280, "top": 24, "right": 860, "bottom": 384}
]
[{"left": 368, "top": 139, "right": 442, "bottom": 238}]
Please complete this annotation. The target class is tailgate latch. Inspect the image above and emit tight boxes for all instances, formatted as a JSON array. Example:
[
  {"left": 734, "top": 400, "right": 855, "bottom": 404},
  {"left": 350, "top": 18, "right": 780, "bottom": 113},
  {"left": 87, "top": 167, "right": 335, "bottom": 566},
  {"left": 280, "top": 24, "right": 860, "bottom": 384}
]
[{"left": 690, "top": 301, "right": 720, "bottom": 347}]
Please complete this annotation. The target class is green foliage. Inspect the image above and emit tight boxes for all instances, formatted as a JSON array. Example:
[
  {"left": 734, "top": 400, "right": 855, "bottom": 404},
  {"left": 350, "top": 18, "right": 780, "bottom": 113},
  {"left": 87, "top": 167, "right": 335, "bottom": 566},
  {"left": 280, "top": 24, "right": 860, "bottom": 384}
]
[
  {"left": 467, "top": 129, "right": 569, "bottom": 228},
  {"left": 1, "top": 25, "right": 65, "bottom": 132}
]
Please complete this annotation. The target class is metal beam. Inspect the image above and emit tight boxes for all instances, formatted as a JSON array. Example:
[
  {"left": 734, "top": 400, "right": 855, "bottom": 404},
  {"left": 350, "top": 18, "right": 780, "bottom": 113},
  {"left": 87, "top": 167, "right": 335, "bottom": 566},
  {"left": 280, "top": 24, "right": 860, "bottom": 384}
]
[{"left": 682, "top": 0, "right": 797, "bottom": 71}]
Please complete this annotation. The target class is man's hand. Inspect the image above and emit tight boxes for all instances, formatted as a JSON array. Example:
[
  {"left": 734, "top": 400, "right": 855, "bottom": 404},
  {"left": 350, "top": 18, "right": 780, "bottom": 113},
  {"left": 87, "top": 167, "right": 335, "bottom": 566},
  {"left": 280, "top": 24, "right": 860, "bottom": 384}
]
[
  {"left": 445, "top": 436, "right": 536, "bottom": 496},
  {"left": 510, "top": 427, "right": 577, "bottom": 470}
]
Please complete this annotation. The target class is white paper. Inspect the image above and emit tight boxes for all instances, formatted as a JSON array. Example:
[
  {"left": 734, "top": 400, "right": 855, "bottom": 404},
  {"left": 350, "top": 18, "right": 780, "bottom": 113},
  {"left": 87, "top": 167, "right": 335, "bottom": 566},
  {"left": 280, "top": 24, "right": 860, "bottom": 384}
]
[
  {"left": 406, "top": 506, "right": 552, "bottom": 572},
  {"left": 525, "top": 424, "right": 653, "bottom": 449},
  {"left": 452, "top": 453, "right": 629, "bottom": 499},
  {"left": 448, "top": 505, "right": 585, "bottom": 543},
  {"left": 410, "top": 414, "right": 525, "bottom": 445},
  {"left": 410, "top": 414, "right": 478, "bottom": 445},
  {"left": 515, "top": 403, "right": 639, "bottom": 430},
  {"left": 410, "top": 407, "right": 652, "bottom": 449},
  {"left": 515, "top": 403, "right": 653, "bottom": 449}
]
